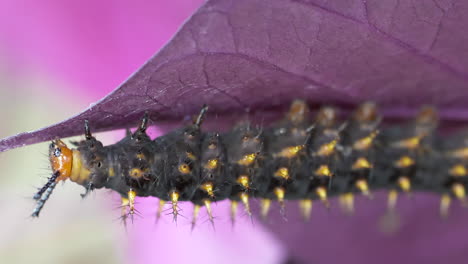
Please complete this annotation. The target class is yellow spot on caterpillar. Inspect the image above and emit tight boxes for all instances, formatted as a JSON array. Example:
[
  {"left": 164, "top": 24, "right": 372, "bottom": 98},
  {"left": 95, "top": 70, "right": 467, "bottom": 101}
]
[
  {"left": 387, "top": 190, "right": 398, "bottom": 212},
  {"left": 353, "top": 131, "right": 378, "bottom": 151},
  {"left": 186, "top": 151, "right": 197, "bottom": 161},
  {"left": 393, "top": 137, "right": 421, "bottom": 150},
  {"left": 299, "top": 199, "right": 312, "bottom": 221},
  {"left": 230, "top": 200, "right": 238, "bottom": 225},
  {"left": 355, "top": 179, "right": 372, "bottom": 198},
  {"left": 352, "top": 157, "right": 372, "bottom": 170},
  {"left": 238, "top": 153, "right": 257, "bottom": 166},
  {"left": 440, "top": 194, "right": 451, "bottom": 218},
  {"left": 315, "top": 165, "right": 332, "bottom": 177},
  {"left": 449, "top": 164, "right": 467, "bottom": 177},
  {"left": 178, "top": 163, "right": 191, "bottom": 174},
  {"left": 339, "top": 193, "right": 354, "bottom": 214},
  {"left": 316, "top": 140, "right": 337, "bottom": 157},
  {"left": 129, "top": 168, "right": 144, "bottom": 179},
  {"left": 239, "top": 192, "right": 251, "bottom": 216},
  {"left": 277, "top": 145, "right": 303, "bottom": 158},
  {"left": 170, "top": 191, "right": 180, "bottom": 220},
  {"left": 69, "top": 150, "right": 91, "bottom": 185},
  {"left": 315, "top": 186, "right": 329, "bottom": 208},
  {"left": 274, "top": 167, "right": 290, "bottom": 180},
  {"left": 237, "top": 175, "right": 250, "bottom": 189},
  {"left": 452, "top": 183, "right": 467, "bottom": 206},
  {"left": 200, "top": 182, "right": 215, "bottom": 198},
  {"left": 260, "top": 199, "right": 271, "bottom": 220},
  {"left": 191, "top": 204, "right": 201, "bottom": 230},
  {"left": 394, "top": 156, "right": 415, "bottom": 168},
  {"left": 205, "top": 159, "right": 218, "bottom": 170},
  {"left": 127, "top": 189, "right": 137, "bottom": 215},
  {"left": 398, "top": 177, "right": 411, "bottom": 192},
  {"left": 108, "top": 167, "right": 115, "bottom": 177}
]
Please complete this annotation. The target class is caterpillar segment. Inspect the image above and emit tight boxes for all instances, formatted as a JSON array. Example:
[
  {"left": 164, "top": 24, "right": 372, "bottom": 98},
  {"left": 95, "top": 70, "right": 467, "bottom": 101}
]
[{"left": 33, "top": 100, "right": 468, "bottom": 225}]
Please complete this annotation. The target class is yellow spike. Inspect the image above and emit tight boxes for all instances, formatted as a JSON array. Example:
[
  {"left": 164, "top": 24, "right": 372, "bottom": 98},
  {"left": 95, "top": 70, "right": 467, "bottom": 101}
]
[
  {"left": 121, "top": 197, "right": 129, "bottom": 224},
  {"left": 170, "top": 191, "right": 180, "bottom": 220},
  {"left": 191, "top": 204, "right": 201, "bottom": 230},
  {"left": 200, "top": 182, "right": 215, "bottom": 198},
  {"left": 449, "top": 164, "right": 467, "bottom": 177},
  {"left": 355, "top": 179, "right": 373, "bottom": 198},
  {"left": 260, "top": 199, "right": 271, "bottom": 220},
  {"left": 398, "top": 176, "right": 411, "bottom": 193},
  {"left": 452, "top": 183, "right": 468, "bottom": 206},
  {"left": 156, "top": 199, "right": 166, "bottom": 220},
  {"left": 127, "top": 189, "right": 137, "bottom": 215},
  {"left": 352, "top": 157, "right": 372, "bottom": 170},
  {"left": 237, "top": 175, "right": 250, "bottom": 189},
  {"left": 277, "top": 145, "right": 304, "bottom": 158},
  {"left": 315, "top": 186, "right": 330, "bottom": 208},
  {"left": 315, "top": 165, "right": 332, "bottom": 177},
  {"left": 239, "top": 192, "right": 251, "bottom": 216},
  {"left": 274, "top": 187, "right": 286, "bottom": 213},
  {"left": 387, "top": 190, "right": 398, "bottom": 212},
  {"left": 203, "top": 199, "right": 214, "bottom": 223},
  {"left": 238, "top": 153, "right": 257, "bottom": 166},
  {"left": 394, "top": 156, "right": 415, "bottom": 168},
  {"left": 274, "top": 167, "right": 290, "bottom": 180},
  {"left": 230, "top": 200, "right": 238, "bottom": 225},
  {"left": 440, "top": 194, "right": 451, "bottom": 218},
  {"left": 299, "top": 199, "right": 313, "bottom": 221},
  {"left": 316, "top": 140, "right": 337, "bottom": 157},
  {"left": 339, "top": 193, "right": 354, "bottom": 214}
]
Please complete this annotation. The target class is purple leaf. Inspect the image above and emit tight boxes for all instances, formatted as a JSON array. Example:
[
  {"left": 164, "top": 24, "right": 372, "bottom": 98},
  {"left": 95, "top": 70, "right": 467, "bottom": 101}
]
[{"left": 1, "top": 0, "right": 468, "bottom": 152}]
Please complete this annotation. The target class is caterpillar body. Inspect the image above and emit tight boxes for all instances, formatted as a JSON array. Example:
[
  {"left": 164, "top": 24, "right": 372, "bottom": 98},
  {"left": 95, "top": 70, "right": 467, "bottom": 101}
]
[{"left": 32, "top": 100, "right": 468, "bottom": 226}]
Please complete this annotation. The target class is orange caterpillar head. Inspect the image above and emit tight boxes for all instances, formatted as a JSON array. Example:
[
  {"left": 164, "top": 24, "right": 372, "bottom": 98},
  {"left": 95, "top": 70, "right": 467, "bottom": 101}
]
[{"left": 49, "top": 139, "right": 73, "bottom": 182}]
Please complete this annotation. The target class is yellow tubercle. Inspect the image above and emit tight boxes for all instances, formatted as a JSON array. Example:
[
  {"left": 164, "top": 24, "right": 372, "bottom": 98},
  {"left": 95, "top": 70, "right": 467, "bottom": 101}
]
[
  {"left": 398, "top": 177, "right": 411, "bottom": 193},
  {"left": 277, "top": 145, "right": 303, "bottom": 158},
  {"left": 353, "top": 131, "right": 378, "bottom": 151},
  {"left": 237, "top": 153, "right": 257, "bottom": 166},
  {"left": 315, "top": 186, "right": 329, "bottom": 208},
  {"left": 170, "top": 191, "right": 180, "bottom": 220},
  {"left": 230, "top": 200, "right": 238, "bottom": 225},
  {"left": 203, "top": 199, "right": 214, "bottom": 223},
  {"left": 201, "top": 182, "right": 215, "bottom": 198},
  {"left": 393, "top": 136, "right": 421, "bottom": 150},
  {"left": 237, "top": 175, "right": 250, "bottom": 189},
  {"left": 449, "top": 164, "right": 467, "bottom": 177},
  {"left": 339, "top": 193, "right": 354, "bottom": 214},
  {"left": 274, "top": 167, "right": 290, "bottom": 180},
  {"left": 316, "top": 140, "right": 337, "bottom": 157},
  {"left": 178, "top": 163, "right": 191, "bottom": 174},
  {"left": 452, "top": 183, "right": 467, "bottom": 206},
  {"left": 315, "top": 165, "right": 332, "bottom": 177},
  {"left": 205, "top": 159, "right": 219, "bottom": 170},
  {"left": 387, "top": 190, "right": 398, "bottom": 212},
  {"left": 394, "top": 156, "right": 415, "bottom": 168},
  {"left": 352, "top": 157, "right": 372, "bottom": 170},
  {"left": 127, "top": 189, "right": 137, "bottom": 215},
  {"left": 355, "top": 179, "right": 372, "bottom": 198}
]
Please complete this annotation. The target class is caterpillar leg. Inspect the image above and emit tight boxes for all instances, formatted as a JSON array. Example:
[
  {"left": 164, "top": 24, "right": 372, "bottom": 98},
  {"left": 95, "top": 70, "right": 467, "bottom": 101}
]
[{"left": 230, "top": 200, "right": 238, "bottom": 226}]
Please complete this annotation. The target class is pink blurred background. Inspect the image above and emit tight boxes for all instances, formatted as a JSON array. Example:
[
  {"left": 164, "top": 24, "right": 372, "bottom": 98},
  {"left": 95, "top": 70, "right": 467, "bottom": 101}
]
[{"left": 0, "top": 1, "right": 284, "bottom": 263}]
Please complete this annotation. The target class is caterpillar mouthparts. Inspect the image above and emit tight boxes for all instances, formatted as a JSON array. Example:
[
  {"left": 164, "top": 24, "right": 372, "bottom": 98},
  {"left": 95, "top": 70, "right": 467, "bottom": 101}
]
[{"left": 32, "top": 100, "right": 468, "bottom": 227}]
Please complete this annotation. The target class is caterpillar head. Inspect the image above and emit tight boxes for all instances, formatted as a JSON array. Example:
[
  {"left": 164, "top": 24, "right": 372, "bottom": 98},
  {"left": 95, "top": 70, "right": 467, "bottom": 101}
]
[{"left": 49, "top": 139, "right": 73, "bottom": 182}]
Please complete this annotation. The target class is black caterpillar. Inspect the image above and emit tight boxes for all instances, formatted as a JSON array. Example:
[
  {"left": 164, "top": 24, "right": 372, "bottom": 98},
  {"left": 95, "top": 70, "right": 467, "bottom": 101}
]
[{"left": 32, "top": 100, "right": 468, "bottom": 227}]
